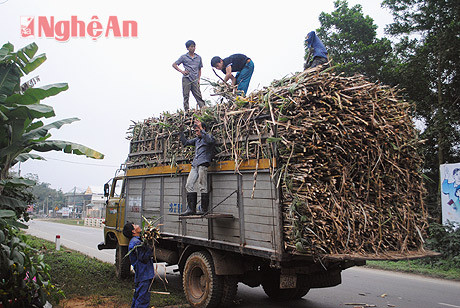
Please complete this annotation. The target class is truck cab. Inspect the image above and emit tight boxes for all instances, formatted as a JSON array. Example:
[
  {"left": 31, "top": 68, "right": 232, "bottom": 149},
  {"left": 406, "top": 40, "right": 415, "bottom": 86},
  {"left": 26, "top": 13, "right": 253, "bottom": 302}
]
[{"left": 98, "top": 176, "right": 131, "bottom": 278}]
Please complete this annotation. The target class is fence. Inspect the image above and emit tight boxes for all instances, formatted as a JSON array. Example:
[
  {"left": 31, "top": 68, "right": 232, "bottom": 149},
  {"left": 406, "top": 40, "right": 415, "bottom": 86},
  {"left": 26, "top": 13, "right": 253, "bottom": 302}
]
[{"left": 84, "top": 218, "right": 104, "bottom": 228}]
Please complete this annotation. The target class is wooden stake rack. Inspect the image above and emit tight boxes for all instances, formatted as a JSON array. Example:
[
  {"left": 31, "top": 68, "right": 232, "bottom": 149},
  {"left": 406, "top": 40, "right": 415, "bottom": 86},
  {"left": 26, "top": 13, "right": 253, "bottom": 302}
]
[{"left": 179, "top": 213, "right": 234, "bottom": 220}]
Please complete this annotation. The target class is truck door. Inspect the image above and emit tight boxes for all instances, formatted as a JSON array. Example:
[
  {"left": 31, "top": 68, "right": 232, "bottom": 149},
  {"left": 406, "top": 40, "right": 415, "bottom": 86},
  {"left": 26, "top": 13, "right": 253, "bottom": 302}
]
[{"left": 106, "top": 177, "right": 126, "bottom": 231}]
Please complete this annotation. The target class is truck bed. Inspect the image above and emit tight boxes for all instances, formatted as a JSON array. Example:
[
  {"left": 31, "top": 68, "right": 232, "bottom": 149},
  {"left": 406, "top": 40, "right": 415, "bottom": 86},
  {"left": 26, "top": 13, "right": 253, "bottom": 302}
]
[
  {"left": 122, "top": 158, "right": 435, "bottom": 262},
  {"left": 124, "top": 159, "right": 289, "bottom": 260}
]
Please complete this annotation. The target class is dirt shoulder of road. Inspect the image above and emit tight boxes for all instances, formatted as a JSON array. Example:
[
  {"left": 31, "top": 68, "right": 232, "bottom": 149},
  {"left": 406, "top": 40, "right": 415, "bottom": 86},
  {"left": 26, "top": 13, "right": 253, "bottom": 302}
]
[
  {"left": 25, "top": 234, "right": 188, "bottom": 308},
  {"left": 59, "top": 296, "right": 191, "bottom": 308}
]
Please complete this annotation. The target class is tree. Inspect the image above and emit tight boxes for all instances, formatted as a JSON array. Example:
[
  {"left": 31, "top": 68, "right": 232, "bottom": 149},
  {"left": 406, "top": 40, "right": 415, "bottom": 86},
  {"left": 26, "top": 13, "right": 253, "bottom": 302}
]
[
  {"left": 30, "top": 179, "right": 65, "bottom": 214},
  {"left": 0, "top": 42, "right": 104, "bottom": 306},
  {"left": 313, "top": 0, "right": 398, "bottom": 84},
  {"left": 382, "top": 0, "right": 460, "bottom": 219},
  {"left": 0, "top": 42, "right": 104, "bottom": 215}
]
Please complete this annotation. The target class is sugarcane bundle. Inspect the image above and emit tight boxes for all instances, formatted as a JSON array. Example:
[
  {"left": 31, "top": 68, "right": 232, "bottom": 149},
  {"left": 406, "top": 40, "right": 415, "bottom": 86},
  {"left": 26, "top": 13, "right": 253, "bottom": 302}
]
[
  {"left": 141, "top": 216, "right": 161, "bottom": 247},
  {"left": 126, "top": 66, "right": 428, "bottom": 256}
]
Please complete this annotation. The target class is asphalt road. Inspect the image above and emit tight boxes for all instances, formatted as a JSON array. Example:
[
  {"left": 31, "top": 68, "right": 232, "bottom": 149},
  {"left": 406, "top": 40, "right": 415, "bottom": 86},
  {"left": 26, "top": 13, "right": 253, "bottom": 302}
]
[{"left": 25, "top": 219, "right": 460, "bottom": 308}]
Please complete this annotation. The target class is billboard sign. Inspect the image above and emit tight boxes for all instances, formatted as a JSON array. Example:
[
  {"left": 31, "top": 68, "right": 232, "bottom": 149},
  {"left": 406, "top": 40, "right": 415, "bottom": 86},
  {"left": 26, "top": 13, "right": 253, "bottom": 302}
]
[
  {"left": 440, "top": 163, "right": 460, "bottom": 225},
  {"left": 61, "top": 207, "right": 70, "bottom": 217}
]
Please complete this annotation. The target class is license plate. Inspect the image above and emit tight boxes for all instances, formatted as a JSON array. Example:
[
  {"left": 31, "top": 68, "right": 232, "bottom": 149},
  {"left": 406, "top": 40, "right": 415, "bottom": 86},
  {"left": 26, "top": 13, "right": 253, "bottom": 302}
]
[{"left": 280, "top": 274, "right": 297, "bottom": 289}]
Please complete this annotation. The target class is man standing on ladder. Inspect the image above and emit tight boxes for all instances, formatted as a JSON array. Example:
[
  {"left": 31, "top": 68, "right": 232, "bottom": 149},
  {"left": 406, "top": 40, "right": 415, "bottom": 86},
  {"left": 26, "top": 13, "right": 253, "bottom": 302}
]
[{"left": 180, "top": 120, "right": 216, "bottom": 216}]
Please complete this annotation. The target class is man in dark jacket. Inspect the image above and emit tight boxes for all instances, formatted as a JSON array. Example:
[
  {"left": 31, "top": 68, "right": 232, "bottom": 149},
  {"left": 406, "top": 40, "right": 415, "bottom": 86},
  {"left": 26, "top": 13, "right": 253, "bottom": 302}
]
[
  {"left": 123, "top": 222, "right": 155, "bottom": 308},
  {"left": 180, "top": 120, "right": 216, "bottom": 216},
  {"left": 305, "top": 31, "right": 328, "bottom": 68},
  {"left": 211, "top": 53, "right": 254, "bottom": 96}
]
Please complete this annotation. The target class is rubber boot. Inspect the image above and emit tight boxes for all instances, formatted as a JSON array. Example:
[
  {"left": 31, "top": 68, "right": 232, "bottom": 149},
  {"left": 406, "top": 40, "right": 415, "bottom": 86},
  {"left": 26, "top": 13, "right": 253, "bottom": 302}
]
[
  {"left": 181, "top": 192, "right": 197, "bottom": 216},
  {"left": 197, "top": 193, "right": 209, "bottom": 215}
]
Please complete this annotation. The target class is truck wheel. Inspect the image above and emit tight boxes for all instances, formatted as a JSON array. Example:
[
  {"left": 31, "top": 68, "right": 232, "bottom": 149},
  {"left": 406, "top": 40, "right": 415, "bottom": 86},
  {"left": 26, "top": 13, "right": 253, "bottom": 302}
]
[
  {"left": 262, "top": 269, "right": 309, "bottom": 300},
  {"left": 220, "top": 276, "right": 238, "bottom": 307},
  {"left": 262, "top": 280, "right": 297, "bottom": 301},
  {"left": 115, "top": 243, "right": 131, "bottom": 279},
  {"left": 183, "top": 251, "right": 223, "bottom": 308},
  {"left": 292, "top": 287, "right": 310, "bottom": 299}
]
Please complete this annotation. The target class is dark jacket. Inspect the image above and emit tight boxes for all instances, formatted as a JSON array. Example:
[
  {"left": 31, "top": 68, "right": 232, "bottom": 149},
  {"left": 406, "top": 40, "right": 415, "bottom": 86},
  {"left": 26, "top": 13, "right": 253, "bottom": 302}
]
[
  {"left": 306, "top": 31, "right": 328, "bottom": 59},
  {"left": 128, "top": 236, "right": 155, "bottom": 283},
  {"left": 180, "top": 130, "right": 216, "bottom": 167},
  {"left": 220, "top": 53, "right": 249, "bottom": 73}
]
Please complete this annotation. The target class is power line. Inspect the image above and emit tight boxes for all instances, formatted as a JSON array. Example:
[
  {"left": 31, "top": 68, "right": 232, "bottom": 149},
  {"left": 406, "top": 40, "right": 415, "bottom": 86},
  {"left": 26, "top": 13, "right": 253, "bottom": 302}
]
[{"left": 40, "top": 157, "right": 120, "bottom": 168}]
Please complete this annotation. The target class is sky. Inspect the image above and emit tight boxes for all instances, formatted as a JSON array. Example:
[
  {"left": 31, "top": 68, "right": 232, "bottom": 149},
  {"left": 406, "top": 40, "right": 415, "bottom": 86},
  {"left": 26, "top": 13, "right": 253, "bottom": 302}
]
[{"left": 1, "top": 0, "right": 394, "bottom": 194}]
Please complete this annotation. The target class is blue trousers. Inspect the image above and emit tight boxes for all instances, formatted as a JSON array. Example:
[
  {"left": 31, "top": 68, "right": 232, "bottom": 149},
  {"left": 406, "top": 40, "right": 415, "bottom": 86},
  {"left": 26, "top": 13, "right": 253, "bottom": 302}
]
[
  {"left": 131, "top": 279, "right": 151, "bottom": 308},
  {"left": 235, "top": 60, "right": 254, "bottom": 95}
]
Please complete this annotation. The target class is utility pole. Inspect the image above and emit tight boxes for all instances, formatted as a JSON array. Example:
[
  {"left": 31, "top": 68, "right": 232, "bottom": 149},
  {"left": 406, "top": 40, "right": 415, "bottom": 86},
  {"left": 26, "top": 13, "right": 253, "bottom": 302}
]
[
  {"left": 46, "top": 194, "right": 51, "bottom": 217},
  {"left": 73, "top": 187, "right": 77, "bottom": 218}
]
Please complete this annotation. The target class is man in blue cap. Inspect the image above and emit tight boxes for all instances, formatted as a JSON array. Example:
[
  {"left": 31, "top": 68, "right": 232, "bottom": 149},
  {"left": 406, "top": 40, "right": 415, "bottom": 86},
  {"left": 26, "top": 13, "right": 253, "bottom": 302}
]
[{"left": 305, "top": 31, "right": 328, "bottom": 68}]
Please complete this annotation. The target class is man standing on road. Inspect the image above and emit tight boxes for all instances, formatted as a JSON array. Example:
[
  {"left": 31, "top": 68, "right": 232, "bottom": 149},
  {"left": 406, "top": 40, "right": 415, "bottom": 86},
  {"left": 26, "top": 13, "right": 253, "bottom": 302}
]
[
  {"left": 173, "top": 40, "right": 206, "bottom": 111},
  {"left": 211, "top": 53, "right": 254, "bottom": 96},
  {"left": 180, "top": 120, "right": 215, "bottom": 216},
  {"left": 123, "top": 222, "right": 154, "bottom": 308}
]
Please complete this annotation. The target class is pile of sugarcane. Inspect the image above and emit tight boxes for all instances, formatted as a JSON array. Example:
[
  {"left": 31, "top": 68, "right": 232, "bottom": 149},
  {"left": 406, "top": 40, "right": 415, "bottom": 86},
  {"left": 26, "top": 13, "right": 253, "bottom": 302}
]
[{"left": 126, "top": 66, "right": 428, "bottom": 257}]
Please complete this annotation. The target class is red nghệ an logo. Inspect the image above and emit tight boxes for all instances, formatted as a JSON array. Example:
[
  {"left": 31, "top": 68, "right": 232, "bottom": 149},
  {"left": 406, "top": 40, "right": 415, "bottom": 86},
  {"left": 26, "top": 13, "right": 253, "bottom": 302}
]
[
  {"left": 20, "top": 16, "right": 34, "bottom": 38},
  {"left": 20, "top": 16, "right": 138, "bottom": 41}
]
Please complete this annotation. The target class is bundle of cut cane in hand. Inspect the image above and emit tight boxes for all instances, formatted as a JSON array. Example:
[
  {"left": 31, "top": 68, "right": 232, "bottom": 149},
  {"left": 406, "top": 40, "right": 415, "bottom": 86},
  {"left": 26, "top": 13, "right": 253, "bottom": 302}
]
[{"left": 141, "top": 216, "right": 161, "bottom": 247}]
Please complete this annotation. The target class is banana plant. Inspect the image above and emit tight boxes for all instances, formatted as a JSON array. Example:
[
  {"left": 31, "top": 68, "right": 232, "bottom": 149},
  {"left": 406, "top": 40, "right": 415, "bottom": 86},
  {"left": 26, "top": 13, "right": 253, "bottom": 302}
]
[
  {"left": 0, "top": 42, "right": 104, "bottom": 196},
  {"left": 0, "top": 42, "right": 104, "bottom": 306}
]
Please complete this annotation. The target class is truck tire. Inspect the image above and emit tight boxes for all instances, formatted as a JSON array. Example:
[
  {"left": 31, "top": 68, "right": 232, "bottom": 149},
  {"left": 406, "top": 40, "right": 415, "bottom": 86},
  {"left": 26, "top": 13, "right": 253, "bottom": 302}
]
[
  {"left": 262, "top": 280, "right": 298, "bottom": 301},
  {"left": 183, "top": 251, "right": 223, "bottom": 308},
  {"left": 306, "top": 270, "right": 341, "bottom": 288},
  {"left": 292, "top": 287, "right": 310, "bottom": 299},
  {"left": 115, "top": 243, "right": 131, "bottom": 279},
  {"left": 220, "top": 275, "right": 238, "bottom": 307},
  {"left": 261, "top": 269, "right": 309, "bottom": 300}
]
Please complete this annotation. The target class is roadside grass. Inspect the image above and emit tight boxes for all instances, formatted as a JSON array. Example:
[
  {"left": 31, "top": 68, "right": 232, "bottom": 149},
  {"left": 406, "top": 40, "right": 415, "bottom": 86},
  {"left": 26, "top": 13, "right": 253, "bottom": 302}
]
[
  {"left": 36, "top": 218, "right": 84, "bottom": 226},
  {"left": 25, "top": 235, "right": 187, "bottom": 307},
  {"left": 366, "top": 259, "right": 460, "bottom": 281}
]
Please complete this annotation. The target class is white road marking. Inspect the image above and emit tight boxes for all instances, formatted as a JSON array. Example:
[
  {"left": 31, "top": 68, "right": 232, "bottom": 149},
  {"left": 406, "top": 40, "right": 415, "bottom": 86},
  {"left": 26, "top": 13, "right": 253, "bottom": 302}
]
[{"left": 439, "top": 303, "right": 460, "bottom": 308}]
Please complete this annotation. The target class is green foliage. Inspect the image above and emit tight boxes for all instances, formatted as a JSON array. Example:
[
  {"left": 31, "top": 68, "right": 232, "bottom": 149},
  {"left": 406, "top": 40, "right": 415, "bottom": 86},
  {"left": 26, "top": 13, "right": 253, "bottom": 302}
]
[
  {"left": 367, "top": 222, "right": 460, "bottom": 279},
  {"left": 25, "top": 235, "right": 187, "bottom": 307},
  {"left": 0, "top": 42, "right": 104, "bottom": 185},
  {"left": 424, "top": 222, "right": 460, "bottom": 267},
  {"left": 0, "top": 173, "right": 35, "bottom": 222},
  {"left": 0, "top": 222, "right": 64, "bottom": 307},
  {"left": 382, "top": 0, "right": 460, "bottom": 219},
  {"left": 315, "top": 0, "right": 460, "bottom": 220},
  {"left": 28, "top": 175, "right": 66, "bottom": 214},
  {"left": 0, "top": 42, "right": 104, "bottom": 307},
  {"left": 314, "top": 0, "right": 398, "bottom": 84},
  {"left": 0, "top": 41, "right": 104, "bottom": 202},
  {"left": 367, "top": 259, "right": 460, "bottom": 280}
]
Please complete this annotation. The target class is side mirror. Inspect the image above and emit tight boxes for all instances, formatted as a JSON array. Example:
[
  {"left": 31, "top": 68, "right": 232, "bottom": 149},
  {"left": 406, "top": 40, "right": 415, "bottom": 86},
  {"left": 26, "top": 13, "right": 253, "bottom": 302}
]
[{"left": 104, "top": 183, "right": 110, "bottom": 197}]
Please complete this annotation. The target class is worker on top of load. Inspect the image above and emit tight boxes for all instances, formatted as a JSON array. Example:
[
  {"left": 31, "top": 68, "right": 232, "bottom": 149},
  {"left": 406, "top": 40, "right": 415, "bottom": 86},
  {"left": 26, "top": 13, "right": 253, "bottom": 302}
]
[
  {"left": 304, "top": 31, "right": 328, "bottom": 69},
  {"left": 211, "top": 53, "right": 254, "bottom": 96},
  {"left": 180, "top": 119, "right": 216, "bottom": 216},
  {"left": 172, "top": 40, "right": 206, "bottom": 112}
]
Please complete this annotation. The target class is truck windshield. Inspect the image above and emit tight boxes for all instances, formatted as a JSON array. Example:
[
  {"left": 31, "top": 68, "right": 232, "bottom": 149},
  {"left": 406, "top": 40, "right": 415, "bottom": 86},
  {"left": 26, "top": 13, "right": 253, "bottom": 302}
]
[{"left": 112, "top": 179, "right": 125, "bottom": 198}]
